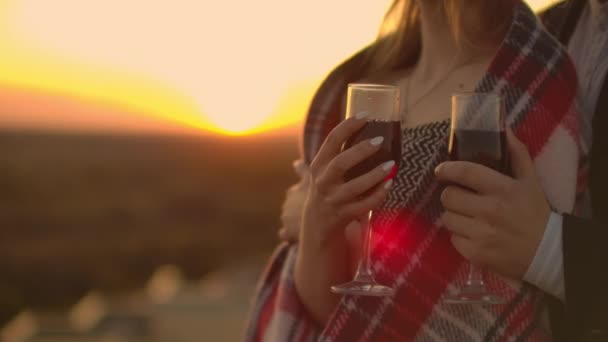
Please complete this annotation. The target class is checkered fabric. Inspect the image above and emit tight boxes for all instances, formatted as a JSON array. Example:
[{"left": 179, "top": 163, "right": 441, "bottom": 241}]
[{"left": 245, "top": 2, "right": 585, "bottom": 341}]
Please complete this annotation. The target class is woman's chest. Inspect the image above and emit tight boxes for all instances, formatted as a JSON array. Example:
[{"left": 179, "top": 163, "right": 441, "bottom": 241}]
[{"left": 381, "top": 120, "right": 450, "bottom": 211}]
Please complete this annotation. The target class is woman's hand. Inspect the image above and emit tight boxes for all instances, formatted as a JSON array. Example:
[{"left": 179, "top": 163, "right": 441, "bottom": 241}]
[{"left": 294, "top": 114, "right": 395, "bottom": 324}]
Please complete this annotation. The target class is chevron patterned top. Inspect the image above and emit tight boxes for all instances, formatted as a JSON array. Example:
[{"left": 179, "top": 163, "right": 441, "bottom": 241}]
[{"left": 382, "top": 120, "right": 450, "bottom": 212}]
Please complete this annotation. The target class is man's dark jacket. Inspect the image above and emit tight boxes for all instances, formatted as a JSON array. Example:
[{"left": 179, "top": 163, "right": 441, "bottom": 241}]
[{"left": 541, "top": 1, "right": 608, "bottom": 341}]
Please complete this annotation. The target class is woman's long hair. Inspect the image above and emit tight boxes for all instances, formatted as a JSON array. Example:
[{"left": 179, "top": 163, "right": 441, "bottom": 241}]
[{"left": 364, "top": 0, "right": 515, "bottom": 75}]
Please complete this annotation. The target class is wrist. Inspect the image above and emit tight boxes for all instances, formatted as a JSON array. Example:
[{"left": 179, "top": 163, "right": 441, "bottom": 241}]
[
  {"left": 523, "top": 204, "right": 552, "bottom": 274},
  {"left": 294, "top": 242, "right": 344, "bottom": 324},
  {"left": 523, "top": 211, "right": 565, "bottom": 301},
  {"left": 300, "top": 204, "right": 344, "bottom": 249}
]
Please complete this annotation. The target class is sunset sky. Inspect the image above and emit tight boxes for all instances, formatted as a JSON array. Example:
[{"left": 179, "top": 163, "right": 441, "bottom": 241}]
[{"left": 0, "top": 0, "right": 559, "bottom": 136}]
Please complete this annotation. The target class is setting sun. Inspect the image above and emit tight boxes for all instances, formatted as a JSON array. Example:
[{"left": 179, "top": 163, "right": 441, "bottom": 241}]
[{"left": 0, "top": 0, "right": 560, "bottom": 135}]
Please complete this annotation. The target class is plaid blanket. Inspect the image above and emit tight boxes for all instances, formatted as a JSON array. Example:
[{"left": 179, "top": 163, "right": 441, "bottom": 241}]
[{"left": 245, "top": 1, "right": 584, "bottom": 341}]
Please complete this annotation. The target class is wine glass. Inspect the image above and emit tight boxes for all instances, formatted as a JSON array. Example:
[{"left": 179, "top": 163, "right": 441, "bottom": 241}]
[
  {"left": 330, "top": 83, "right": 401, "bottom": 297},
  {"left": 444, "top": 92, "right": 507, "bottom": 305}
]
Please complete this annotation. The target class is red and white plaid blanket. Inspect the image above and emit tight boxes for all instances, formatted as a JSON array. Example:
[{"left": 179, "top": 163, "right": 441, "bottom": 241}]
[{"left": 245, "top": 1, "right": 584, "bottom": 341}]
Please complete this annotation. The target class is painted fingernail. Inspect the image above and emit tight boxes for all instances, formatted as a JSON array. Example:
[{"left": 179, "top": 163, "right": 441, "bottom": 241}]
[
  {"left": 370, "top": 136, "right": 384, "bottom": 146},
  {"left": 384, "top": 179, "right": 393, "bottom": 190},
  {"left": 382, "top": 160, "right": 396, "bottom": 172},
  {"left": 356, "top": 111, "right": 369, "bottom": 119}
]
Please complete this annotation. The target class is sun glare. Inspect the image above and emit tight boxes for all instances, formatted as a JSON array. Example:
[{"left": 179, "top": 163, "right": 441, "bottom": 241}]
[
  {"left": 0, "top": 0, "right": 560, "bottom": 135},
  {"left": 193, "top": 77, "right": 284, "bottom": 135},
  {"left": 0, "top": 0, "right": 391, "bottom": 135}
]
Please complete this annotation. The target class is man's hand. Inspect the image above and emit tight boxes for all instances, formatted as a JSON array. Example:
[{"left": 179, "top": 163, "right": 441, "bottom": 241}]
[
  {"left": 435, "top": 129, "right": 551, "bottom": 280},
  {"left": 278, "top": 160, "right": 310, "bottom": 242}
]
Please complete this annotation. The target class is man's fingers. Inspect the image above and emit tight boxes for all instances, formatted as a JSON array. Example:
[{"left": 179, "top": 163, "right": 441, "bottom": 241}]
[
  {"left": 278, "top": 228, "right": 288, "bottom": 241},
  {"left": 440, "top": 185, "right": 486, "bottom": 217},
  {"left": 435, "top": 161, "right": 513, "bottom": 194},
  {"left": 278, "top": 227, "right": 299, "bottom": 242},
  {"left": 292, "top": 159, "right": 308, "bottom": 176},
  {"left": 506, "top": 127, "right": 535, "bottom": 179},
  {"left": 278, "top": 222, "right": 295, "bottom": 242},
  {"left": 311, "top": 116, "right": 368, "bottom": 172},
  {"left": 441, "top": 211, "right": 479, "bottom": 239}
]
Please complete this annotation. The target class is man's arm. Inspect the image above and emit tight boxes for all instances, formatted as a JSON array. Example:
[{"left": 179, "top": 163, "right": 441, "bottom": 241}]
[
  {"left": 523, "top": 212, "right": 565, "bottom": 301},
  {"left": 435, "top": 129, "right": 608, "bottom": 341},
  {"left": 557, "top": 214, "right": 608, "bottom": 340}
]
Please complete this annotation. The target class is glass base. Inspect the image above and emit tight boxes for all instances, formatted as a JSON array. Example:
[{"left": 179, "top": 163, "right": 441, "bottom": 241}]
[
  {"left": 331, "top": 279, "right": 395, "bottom": 297},
  {"left": 444, "top": 285, "right": 506, "bottom": 305}
]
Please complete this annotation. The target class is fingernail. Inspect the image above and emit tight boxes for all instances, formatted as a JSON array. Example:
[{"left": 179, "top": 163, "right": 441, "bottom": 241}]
[
  {"left": 370, "top": 136, "right": 384, "bottom": 146},
  {"left": 355, "top": 111, "right": 369, "bottom": 119},
  {"left": 434, "top": 163, "right": 444, "bottom": 174},
  {"left": 384, "top": 179, "right": 393, "bottom": 189},
  {"left": 382, "top": 160, "right": 396, "bottom": 171}
]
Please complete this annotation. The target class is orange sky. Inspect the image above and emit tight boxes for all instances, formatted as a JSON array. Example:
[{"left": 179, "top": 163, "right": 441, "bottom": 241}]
[
  {"left": 0, "top": 84, "right": 192, "bottom": 134},
  {"left": 0, "top": 0, "right": 558, "bottom": 136}
]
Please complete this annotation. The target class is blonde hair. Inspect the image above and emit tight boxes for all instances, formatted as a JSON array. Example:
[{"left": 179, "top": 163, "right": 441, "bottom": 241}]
[{"left": 365, "top": 0, "right": 515, "bottom": 74}]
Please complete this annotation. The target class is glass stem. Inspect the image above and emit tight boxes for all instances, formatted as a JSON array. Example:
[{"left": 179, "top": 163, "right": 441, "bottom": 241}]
[
  {"left": 466, "top": 263, "right": 486, "bottom": 289},
  {"left": 354, "top": 210, "right": 375, "bottom": 281}
]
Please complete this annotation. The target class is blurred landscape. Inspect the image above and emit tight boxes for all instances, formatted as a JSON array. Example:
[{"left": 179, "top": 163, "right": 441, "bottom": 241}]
[{"left": 0, "top": 130, "right": 300, "bottom": 340}]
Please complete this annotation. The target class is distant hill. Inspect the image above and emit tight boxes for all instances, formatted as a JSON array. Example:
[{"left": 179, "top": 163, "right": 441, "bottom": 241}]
[{"left": 0, "top": 130, "right": 300, "bottom": 325}]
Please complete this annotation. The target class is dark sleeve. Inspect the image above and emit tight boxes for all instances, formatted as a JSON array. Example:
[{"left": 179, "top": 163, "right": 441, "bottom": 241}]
[
  {"left": 548, "top": 215, "right": 608, "bottom": 341},
  {"left": 538, "top": 1, "right": 568, "bottom": 35}
]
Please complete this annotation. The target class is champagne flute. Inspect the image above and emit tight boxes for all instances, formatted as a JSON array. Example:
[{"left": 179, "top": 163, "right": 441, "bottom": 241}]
[
  {"left": 331, "top": 83, "right": 401, "bottom": 297},
  {"left": 444, "top": 92, "right": 507, "bottom": 305}
]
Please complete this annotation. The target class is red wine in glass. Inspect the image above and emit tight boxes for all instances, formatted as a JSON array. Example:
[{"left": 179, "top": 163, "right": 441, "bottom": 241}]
[
  {"left": 448, "top": 129, "right": 509, "bottom": 175},
  {"left": 444, "top": 92, "right": 507, "bottom": 305},
  {"left": 343, "top": 119, "right": 401, "bottom": 183},
  {"left": 330, "top": 83, "right": 400, "bottom": 297}
]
